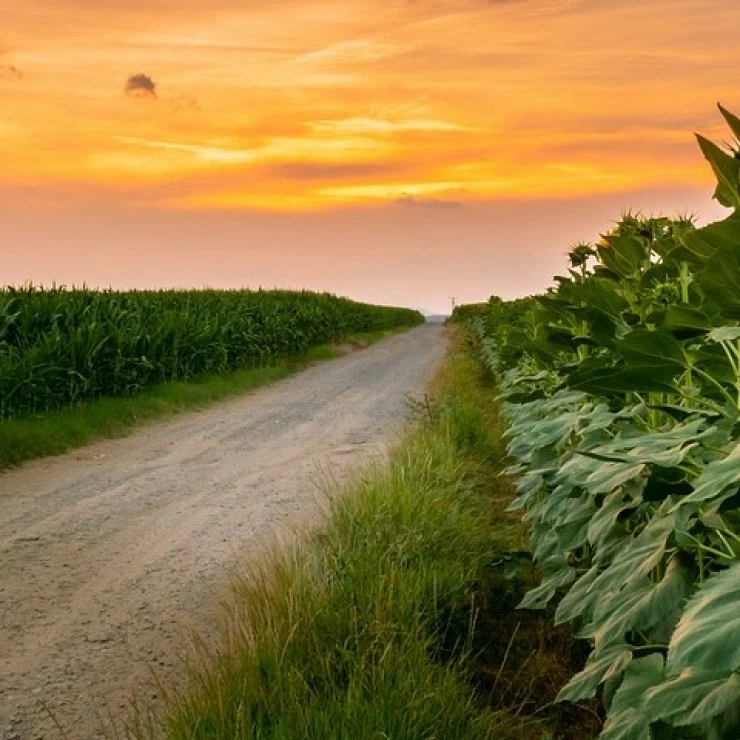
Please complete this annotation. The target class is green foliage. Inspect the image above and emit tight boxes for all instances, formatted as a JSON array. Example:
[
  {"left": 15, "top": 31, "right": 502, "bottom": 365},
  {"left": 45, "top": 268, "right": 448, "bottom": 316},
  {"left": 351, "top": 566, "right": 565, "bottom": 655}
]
[
  {"left": 144, "top": 343, "right": 510, "bottom": 740},
  {"left": 0, "top": 287, "right": 423, "bottom": 418},
  {"left": 449, "top": 302, "right": 488, "bottom": 324},
  {"left": 471, "top": 106, "right": 740, "bottom": 739}
]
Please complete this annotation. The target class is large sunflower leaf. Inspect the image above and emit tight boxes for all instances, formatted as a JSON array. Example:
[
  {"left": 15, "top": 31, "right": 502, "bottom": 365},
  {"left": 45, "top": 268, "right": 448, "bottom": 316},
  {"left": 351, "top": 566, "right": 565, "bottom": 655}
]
[
  {"left": 587, "top": 486, "right": 638, "bottom": 565},
  {"left": 518, "top": 565, "right": 576, "bottom": 610},
  {"left": 647, "top": 404, "right": 721, "bottom": 423},
  {"left": 599, "top": 655, "right": 665, "bottom": 740},
  {"left": 665, "top": 562, "right": 740, "bottom": 676},
  {"left": 570, "top": 278, "right": 631, "bottom": 327},
  {"left": 680, "top": 213, "right": 740, "bottom": 264},
  {"left": 594, "top": 553, "right": 694, "bottom": 652},
  {"left": 615, "top": 329, "right": 688, "bottom": 370},
  {"left": 671, "top": 443, "right": 740, "bottom": 512},
  {"left": 696, "top": 134, "right": 740, "bottom": 209},
  {"left": 555, "top": 565, "right": 602, "bottom": 625},
  {"left": 664, "top": 305, "right": 714, "bottom": 336},
  {"left": 600, "top": 705, "right": 652, "bottom": 740},
  {"left": 567, "top": 365, "right": 680, "bottom": 395},
  {"left": 718, "top": 104, "right": 740, "bottom": 140},
  {"left": 507, "top": 408, "right": 590, "bottom": 457},
  {"left": 645, "top": 669, "right": 740, "bottom": 727},
  {"left": 599, "top": 235, "right": 649, "bottom": 279},
  {"left": 587, "top": 514, "right": 676, "bottom": 596},
  {"left": 529, "top": 522, "right": 563, "bottom": 565},
  {"left": 574, "top": 420, "right": 707, "bottom": 468},
  {"left": 576, "top": 461, "right": 645, "bottom": 496},
  {"left": 554, "top": 497, "right": 598, "bottom": 553},
  {"left": 700, "top": 238, "right": 740, "bottom": 319},
  {"left": 556, "top": 645, "right": 633, "bottom": 703}
]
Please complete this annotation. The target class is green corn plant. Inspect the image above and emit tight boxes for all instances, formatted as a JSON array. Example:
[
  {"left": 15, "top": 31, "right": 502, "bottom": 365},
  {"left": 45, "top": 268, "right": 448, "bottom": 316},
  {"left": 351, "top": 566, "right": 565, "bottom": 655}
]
[{"left": 0, "top": 287, "right": 423, "bottom": 418}]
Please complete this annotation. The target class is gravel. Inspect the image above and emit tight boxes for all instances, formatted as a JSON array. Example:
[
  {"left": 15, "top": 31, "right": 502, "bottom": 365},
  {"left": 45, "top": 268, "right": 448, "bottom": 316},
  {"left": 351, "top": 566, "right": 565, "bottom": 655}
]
[{"left": 0, "top": 323, "right": 447, "bottom": 739}]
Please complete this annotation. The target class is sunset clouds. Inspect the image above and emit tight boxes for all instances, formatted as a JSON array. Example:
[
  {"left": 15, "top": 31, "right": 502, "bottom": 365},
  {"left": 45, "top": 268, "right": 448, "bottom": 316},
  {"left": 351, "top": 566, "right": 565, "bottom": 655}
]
[
  {"left": 0, "top": 0, "right": 737, "bottom": 309},
  {"left": 1, "top": 0, "right": 737, "bottom": 211}
]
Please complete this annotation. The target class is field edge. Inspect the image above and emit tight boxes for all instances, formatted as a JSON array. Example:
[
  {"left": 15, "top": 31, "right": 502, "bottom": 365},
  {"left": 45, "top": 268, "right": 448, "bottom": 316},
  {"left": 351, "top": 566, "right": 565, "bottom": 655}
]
[
  {"left": 129, "top": 326, "right": 600, "bottom": 740},
  {"left": 0, "top": 325, "right": 412, "bottom": 473}
]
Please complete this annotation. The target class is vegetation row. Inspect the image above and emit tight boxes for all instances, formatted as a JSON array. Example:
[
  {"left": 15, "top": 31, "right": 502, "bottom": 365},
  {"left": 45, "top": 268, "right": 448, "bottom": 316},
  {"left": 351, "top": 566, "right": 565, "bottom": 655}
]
[
  {"left": 135, "top": 333, "right": 595, "bottom": 739},
  {"left": 453, "top": 105, "right": 740, "bottom": 739},
  {"left": 0, "top": 288, "right": 423, "bottom": 418}
]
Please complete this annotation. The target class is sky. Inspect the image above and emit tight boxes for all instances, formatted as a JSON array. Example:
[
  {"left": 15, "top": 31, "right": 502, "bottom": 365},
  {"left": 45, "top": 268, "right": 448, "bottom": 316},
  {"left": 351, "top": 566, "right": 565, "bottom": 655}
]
[{"left": 1, "top": 0, "right": 737, "bottom": 313}]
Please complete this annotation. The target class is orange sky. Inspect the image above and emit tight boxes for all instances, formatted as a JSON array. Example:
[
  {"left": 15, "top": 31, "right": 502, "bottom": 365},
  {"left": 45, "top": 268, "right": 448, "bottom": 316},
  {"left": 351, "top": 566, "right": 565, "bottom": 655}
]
[{"left": 1, "top": 0, "right": 737, "bottom": 311}]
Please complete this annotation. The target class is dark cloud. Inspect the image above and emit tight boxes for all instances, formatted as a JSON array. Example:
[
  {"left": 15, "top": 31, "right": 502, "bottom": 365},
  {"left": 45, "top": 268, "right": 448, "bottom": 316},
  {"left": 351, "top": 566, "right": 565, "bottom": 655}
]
[
  {"left": 124, "top": 73, "right": 157, "bottom": 99},
  {"left": 1, "top": 64, "right": 23, "bottom": 81},
  {"left": 394, "top": 194, "right": 463, "bottom": 209}
]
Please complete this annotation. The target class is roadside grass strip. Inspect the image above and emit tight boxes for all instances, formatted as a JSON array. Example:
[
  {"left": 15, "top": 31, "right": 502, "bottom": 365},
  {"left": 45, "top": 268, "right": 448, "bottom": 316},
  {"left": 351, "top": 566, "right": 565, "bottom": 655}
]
[
  {"left": 453, "top": 108, "right": 740, "bottom": 739},
  {"left": 0, "top": 328, "right": 405, "bottom": 471},
  {"left": 134, "top": 332, "right": 599, "bottom": 740}
]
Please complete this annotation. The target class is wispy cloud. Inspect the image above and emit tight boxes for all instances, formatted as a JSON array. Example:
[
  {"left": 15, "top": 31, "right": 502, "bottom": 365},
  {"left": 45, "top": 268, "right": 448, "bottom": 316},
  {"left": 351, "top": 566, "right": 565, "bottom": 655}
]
[
  {"left": 319, "top": 181, "right": 470, "bottom": 201},
  {"left": 269, "top": 161, "right": 401, "bottom": 180},
  {"left": 169, "top": 94, "right": 202, "bottom": 112},
  {"left": 309, "top": 118, "right": 478, "bottom": 135},
  {"left": 0, "top": 64, "right": 23, "bottom": 80},
  {"left": 295, "top": 39, "right": 398, "bottom": 65},
  {"left": 394, "top": 194, "right": 463, "bottom": 209},
  {"left": 115, "top": 136, "right": 256, "bottom": 163},
  {"left": 1, "top": 0, "right": 738, "bottom": 211}
]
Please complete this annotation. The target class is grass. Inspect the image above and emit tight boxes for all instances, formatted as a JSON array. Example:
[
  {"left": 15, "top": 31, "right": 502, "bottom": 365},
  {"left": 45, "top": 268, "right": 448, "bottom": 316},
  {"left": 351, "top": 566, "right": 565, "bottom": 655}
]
[
  {"left": 130, "top": 327, "right": 601, "bottom": 740},
  {"left": 0, "top": 327, "right": 406, "bottom": 472}
]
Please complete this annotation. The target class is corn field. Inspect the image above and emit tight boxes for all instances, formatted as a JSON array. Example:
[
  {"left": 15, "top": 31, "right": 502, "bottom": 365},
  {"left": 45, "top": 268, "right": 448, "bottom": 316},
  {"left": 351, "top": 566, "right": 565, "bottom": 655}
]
[{"left": 0, "top": 288, "right": 423, "bottom": 418}]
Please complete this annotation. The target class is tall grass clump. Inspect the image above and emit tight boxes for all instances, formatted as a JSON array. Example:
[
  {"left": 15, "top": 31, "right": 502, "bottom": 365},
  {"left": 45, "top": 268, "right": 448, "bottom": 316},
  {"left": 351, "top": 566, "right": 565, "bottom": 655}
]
[
  {"left": 133, "top": 331, "right": 596, "bottom": 740},
  {"left": 133, "top": 334, "right": 503, "bottom": 739}
]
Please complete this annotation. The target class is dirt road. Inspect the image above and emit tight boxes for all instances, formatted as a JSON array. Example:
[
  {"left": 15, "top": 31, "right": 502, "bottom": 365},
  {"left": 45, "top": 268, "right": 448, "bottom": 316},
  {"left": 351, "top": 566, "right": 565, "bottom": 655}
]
[{"left": 0, "top": 323, "right": 447, "bottom": 740}]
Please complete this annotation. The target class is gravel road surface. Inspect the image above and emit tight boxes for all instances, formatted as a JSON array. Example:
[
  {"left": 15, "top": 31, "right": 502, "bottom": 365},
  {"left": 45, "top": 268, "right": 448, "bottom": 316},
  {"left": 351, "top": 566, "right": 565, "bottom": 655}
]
[{"left": 0, "top": 323, "right": 447, "bottom": 740}]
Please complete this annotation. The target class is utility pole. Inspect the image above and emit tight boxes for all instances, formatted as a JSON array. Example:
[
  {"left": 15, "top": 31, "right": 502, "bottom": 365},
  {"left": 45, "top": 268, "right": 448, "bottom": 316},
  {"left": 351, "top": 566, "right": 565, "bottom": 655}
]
[{"left": 450, "top": 297, "right": 457, "bottom": 312}]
